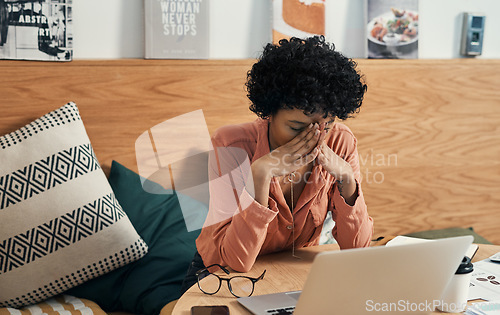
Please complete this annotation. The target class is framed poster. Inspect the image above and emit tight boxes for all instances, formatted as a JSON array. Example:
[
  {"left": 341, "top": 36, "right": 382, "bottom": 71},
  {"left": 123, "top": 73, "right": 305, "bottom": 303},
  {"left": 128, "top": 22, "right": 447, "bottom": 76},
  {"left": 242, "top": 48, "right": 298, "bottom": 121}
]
[
  {"left": 366, "top": 0, "right": 418, "bottom": 59},
  {"left": 0, "top": 0, "right": 72, "bottom": 61},
  {"left": 272, "top": 0, "right": 325, "bottom": 44},
  {"left": 145, "top": 0, "right": 209, "bottom": 59}
]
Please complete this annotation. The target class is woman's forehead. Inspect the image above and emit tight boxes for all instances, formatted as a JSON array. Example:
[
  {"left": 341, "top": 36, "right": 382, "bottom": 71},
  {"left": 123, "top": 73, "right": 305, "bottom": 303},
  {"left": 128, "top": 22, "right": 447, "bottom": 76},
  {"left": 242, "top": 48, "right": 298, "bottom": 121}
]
[{"left": 279, "top": 108, "right": 334, "bottom": 123}]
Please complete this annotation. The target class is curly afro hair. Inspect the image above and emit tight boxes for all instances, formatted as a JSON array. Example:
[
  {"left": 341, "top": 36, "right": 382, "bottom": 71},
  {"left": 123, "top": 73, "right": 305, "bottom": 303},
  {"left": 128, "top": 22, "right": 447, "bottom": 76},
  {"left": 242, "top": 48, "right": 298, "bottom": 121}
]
[{"left": 246, "top": 36, "right": 367, "bottom": 120}]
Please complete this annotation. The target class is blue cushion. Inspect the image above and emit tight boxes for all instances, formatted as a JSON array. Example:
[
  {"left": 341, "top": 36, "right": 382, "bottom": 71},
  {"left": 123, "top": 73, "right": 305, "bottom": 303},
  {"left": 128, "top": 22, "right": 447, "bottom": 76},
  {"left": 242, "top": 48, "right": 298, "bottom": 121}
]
[{"left": 67, "top": 161, "right": 201, "bottom": 315}]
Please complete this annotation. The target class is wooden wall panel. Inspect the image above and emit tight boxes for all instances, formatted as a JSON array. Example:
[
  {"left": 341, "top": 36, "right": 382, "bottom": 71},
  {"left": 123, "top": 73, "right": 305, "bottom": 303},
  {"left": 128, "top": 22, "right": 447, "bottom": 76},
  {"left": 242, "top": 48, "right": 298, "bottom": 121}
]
[
  {"left": 0, "top": 60, "right": 256, "bottom": 175},
  {"left": 347, "top": 59, "right": 500, "bottom": 244},
  {"left": 1, "top": 59, "right": 499, "bottom": 244}
]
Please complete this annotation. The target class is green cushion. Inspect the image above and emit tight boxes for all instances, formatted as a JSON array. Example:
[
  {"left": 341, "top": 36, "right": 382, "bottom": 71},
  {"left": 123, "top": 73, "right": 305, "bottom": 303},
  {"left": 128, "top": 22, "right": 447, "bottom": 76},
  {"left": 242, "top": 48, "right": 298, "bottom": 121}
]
[
  {"left": 66, "top": 161, "right": 201, "bottom": 315},
  {"left": 404, "top": 227, "right": 492, "bottom": 244}
]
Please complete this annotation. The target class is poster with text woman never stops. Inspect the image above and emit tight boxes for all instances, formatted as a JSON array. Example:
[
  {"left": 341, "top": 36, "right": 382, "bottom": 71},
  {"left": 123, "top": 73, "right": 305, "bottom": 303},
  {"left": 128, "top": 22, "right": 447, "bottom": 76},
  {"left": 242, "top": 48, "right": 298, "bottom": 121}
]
[{"left": 145, "top": 0, "right": 209, "bottom": 59}]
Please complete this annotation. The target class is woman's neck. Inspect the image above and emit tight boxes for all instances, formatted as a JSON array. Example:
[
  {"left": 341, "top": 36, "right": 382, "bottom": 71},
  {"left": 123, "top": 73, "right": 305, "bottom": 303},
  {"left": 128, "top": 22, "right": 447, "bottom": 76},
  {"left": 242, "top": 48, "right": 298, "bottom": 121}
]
[{"left": 267, "top": 121, "right": 278, "bottom": 152}]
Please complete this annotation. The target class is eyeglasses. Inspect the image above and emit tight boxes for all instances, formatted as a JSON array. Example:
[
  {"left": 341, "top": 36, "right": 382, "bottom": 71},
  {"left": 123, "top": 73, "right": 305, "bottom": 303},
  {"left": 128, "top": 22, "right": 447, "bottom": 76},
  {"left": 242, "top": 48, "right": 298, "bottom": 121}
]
[{"left": 195, "top": 264, "right": 266, "bottom": 298}]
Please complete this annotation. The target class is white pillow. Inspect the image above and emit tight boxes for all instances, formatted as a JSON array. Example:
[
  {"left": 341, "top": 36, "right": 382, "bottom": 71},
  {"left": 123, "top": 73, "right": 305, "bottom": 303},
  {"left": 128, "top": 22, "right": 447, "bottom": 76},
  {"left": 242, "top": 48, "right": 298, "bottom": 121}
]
[{"left": 0, "top": 102, "right": 148, "bottom": 308}]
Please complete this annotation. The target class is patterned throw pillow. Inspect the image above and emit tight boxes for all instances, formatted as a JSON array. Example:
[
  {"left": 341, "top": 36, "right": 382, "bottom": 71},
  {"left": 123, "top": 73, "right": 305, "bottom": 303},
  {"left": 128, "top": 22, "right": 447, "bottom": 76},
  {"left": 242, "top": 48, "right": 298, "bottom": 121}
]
[
  {"left": 0, "top": 294, "right": 108, "bottom": 315},
  {"left": 0, "top": 102, "right": 148, "bottom": 308}
]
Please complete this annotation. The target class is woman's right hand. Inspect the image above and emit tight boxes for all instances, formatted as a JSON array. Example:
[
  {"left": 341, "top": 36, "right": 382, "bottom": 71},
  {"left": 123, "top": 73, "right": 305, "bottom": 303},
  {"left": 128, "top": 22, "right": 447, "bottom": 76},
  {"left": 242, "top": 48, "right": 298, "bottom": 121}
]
[
  {"left": 261, "top": 123, "right": 324, "bottom": 178},
  {"left": 250, "top": 123, "right": 324, "bottom": 206}
]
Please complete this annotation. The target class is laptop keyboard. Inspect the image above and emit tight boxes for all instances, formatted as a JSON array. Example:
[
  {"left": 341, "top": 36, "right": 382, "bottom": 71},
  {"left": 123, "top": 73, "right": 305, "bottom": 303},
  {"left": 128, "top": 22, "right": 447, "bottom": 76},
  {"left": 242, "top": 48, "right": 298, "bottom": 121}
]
[{"left": 266, "top": 306, "right": 295, "bottom": 314}]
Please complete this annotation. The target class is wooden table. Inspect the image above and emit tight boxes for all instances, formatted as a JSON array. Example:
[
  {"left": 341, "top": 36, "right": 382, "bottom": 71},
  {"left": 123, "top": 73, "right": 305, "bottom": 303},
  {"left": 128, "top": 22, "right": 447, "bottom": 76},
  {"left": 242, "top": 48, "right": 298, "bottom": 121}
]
[{"left": 172, "top": 243, "right": 500, "bottom": 315}]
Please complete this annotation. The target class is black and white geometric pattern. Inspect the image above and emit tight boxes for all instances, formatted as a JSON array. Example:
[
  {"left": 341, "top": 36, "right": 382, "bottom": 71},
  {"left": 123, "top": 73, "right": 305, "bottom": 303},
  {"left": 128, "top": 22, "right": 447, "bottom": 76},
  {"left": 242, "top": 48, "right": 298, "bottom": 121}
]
[
  {"left": 0, "top": 193, "right": 125, "bottom": 275},
  {"left": 0, "top": 239, "right": 148, "bottom": 309},
  {"left": 0, "top": 102, "right": 149, "bottom": 309},
  {"left": 0, "top": 143, "right": 100, "bottom": 210},
  {"left": 0, "top": 103, "right": 81, "bottom": 150}
]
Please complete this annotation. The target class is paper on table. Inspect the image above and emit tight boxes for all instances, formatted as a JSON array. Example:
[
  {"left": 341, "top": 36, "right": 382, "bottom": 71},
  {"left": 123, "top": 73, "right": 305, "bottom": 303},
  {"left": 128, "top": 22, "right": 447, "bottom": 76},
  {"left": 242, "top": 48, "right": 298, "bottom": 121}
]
[
  {"left": 468, "top": 260, "right": 500, "bottom": 301},
  {"left": 386, "top": 236, "right": 479, "bottom": 259},
  {"left": 465, "top": 300, "right": 500, "bottom": 315}
]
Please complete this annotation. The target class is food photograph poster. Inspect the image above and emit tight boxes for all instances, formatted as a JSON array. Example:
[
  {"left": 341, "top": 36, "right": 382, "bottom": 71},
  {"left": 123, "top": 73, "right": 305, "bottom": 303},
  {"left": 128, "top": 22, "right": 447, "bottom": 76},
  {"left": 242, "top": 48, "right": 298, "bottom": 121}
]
[
  {"left": 366, "top": 0, "right": 418, "bottom": 59},
  {"left": 272, "top": 0, "right": 325, "bottom": 44}
]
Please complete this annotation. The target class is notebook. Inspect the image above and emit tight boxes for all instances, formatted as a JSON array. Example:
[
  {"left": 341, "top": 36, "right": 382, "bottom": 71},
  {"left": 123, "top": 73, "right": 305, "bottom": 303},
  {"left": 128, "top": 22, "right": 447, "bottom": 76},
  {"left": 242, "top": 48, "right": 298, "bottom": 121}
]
[{"left": 237, "top": 236, "right": 473, "bottom": 315}]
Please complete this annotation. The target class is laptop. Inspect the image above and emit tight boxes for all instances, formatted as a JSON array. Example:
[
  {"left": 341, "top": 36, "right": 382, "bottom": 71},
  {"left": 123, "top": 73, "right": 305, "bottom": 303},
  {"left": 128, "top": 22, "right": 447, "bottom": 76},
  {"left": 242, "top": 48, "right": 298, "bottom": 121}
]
[{"left": 237, "top": 235, "right": 473, "bottom": 315}]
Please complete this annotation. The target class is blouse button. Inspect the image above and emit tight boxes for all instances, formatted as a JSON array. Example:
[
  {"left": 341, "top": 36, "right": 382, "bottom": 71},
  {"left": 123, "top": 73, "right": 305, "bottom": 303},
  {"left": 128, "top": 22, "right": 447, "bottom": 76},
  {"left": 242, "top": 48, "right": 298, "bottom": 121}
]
[{"left": 286, "top": 225, "right": 293, "bottom": 230}]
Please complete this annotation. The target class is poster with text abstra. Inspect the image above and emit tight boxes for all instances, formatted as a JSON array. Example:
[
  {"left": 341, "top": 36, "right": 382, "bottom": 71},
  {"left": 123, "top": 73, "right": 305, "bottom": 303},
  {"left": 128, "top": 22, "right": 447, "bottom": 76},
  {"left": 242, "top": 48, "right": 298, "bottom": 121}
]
[
  {"left": 145, "top": 0, "right": 209, "bottom": 59},
  {"left": 0, "top": 0, "right": 72, "bottom": 61}
]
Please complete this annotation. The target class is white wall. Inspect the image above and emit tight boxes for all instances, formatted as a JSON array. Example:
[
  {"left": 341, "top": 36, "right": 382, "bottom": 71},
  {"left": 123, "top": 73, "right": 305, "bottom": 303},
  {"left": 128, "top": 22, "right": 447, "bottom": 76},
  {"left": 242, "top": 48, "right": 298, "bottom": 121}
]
[{"left": 72, "top": 0, "right": 500, "bottom": 59}]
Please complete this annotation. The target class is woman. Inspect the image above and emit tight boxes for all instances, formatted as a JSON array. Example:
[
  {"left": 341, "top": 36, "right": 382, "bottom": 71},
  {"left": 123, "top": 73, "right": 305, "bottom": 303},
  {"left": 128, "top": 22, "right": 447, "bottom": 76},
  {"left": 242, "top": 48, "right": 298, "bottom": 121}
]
[{"left": 181, "top": 36, "right": 373, "bottom": 293}]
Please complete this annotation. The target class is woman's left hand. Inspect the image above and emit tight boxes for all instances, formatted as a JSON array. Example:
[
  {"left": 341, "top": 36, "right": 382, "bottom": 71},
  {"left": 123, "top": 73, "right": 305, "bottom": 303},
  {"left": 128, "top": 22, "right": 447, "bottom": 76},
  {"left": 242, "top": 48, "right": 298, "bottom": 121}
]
[
  {"left": 315, "top": 129, "right": 358, "bottom": 206},
  {"left": 316, "top": 142, "right": 354, "bottom": 182}
]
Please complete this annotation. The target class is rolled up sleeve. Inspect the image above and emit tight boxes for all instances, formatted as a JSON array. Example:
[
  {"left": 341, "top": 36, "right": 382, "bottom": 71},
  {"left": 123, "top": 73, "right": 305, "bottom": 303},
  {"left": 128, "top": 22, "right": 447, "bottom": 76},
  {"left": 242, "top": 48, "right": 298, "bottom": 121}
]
[
  {"left": 327, "top": 128, "right": 374, "bottom": 249},
  {"left": 197, "top": 190, "right": 278, "bottom": 272},
  {"left": 329, "top": 179, "right": 373, "bottom": 249},
  {"left": 197, "top": 131, "right": 279, "bottom": 272}
]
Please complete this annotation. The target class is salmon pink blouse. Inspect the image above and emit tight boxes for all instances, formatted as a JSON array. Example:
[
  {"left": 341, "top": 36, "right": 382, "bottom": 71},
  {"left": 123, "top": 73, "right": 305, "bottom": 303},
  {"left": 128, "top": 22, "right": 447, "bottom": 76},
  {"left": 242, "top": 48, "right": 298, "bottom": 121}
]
[{"left": 196, "top": 118, "right": 373, "bottom": 272}]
